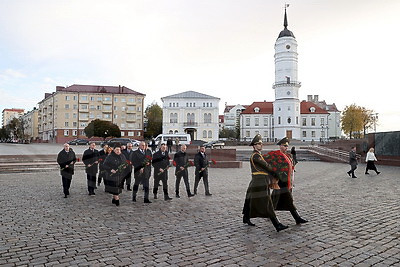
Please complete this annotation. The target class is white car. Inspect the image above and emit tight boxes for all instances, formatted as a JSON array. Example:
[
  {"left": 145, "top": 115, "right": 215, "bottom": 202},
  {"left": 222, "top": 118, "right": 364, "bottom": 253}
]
[{"left": 204, "top": 140, "right": 225, "bottom": 149}]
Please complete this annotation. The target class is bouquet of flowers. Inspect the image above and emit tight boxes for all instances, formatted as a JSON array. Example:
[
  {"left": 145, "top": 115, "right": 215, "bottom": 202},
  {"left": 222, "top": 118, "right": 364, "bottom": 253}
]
[
  {"left": 60, "top": 157, "right": 79, "bottom": 171},
  {"left": 199, "top": 159, "right": 217, "bottom": 173},
  {"left": 111, "top": 160, "right": 130, "bottom": 176},
  {"left": 157, "top": 156, "right": 171, "bottom": 175},
  {"left": 174, "top": 160, "right": 194, "bottom": 174},
  {"left": 263, "top": 151, "right": 292, "bottom": 188},
  {"left": 143, "top": 155, "right": 152, "bottom": 168}
]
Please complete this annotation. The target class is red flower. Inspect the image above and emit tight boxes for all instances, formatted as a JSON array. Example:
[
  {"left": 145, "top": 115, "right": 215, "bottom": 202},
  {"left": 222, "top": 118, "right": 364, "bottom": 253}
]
[
  {"left": 77, "top": 158, "right": 80, "bottom": 162},
  {"left": 211, "top": 159, "right": 217, "bottom": 165},
  {"left": 272, "top": 167, "right": 277, "bottom": 171},
  {"left": 146, "top": 155, "right": 152, "bottom": 161},
  {"left": 126, "top": 160, "right": 132, "bottom": 165},
  {"left": 189, "top": 161, "right": 194, "bottom": 166},
  {"left": 173, "top": 160, "right": 177, "bottom": 166}
]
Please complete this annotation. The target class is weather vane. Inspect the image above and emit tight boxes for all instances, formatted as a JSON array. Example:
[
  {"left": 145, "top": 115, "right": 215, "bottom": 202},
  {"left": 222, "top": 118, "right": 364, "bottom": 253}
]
[{"left": 284, "top": 3, "right": 290, "bottom": 9}]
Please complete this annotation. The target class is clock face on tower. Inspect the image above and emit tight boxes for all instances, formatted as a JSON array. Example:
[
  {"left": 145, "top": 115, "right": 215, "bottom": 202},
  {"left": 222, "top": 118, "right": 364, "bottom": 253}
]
[
  {"left": 286, "top": 44, "right": 291, "bottom": 49},
  {"left": 287, "top": 91, "right": 291, "bottom": 95}
]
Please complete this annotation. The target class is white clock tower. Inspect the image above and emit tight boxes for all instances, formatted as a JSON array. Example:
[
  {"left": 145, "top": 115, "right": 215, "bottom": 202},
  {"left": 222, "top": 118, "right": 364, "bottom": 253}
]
[{"left": 273, "top": 7, "right": 301, "bottom": 140}]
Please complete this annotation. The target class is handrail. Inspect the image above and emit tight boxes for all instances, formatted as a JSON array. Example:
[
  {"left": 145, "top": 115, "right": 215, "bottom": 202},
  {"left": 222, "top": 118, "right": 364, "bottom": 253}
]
[{"left": 306, "top": 145, "right": 361, "bottom": 163}]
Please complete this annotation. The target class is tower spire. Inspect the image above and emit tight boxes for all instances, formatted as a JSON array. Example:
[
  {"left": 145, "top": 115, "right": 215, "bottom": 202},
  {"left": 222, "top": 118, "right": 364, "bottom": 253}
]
[{"left": 284, "top": 6, "right": 288, "bottom": 28}]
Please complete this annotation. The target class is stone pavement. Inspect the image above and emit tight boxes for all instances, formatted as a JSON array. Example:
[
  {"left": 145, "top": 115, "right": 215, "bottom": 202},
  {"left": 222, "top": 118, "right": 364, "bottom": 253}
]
[{"left": 0, "top": 162, "right": 399, "bottom": 266}]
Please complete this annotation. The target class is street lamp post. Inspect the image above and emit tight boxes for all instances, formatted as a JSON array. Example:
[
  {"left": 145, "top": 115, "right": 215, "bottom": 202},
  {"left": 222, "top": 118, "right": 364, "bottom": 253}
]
[{"left": 373, "top": 113, "right": 379, "bottom": 133}]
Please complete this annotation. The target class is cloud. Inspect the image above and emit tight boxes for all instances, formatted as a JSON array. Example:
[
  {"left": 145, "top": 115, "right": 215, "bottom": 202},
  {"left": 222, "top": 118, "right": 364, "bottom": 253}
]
[{"left": 0, "top": 69, "right": 26, "bottom": 80}]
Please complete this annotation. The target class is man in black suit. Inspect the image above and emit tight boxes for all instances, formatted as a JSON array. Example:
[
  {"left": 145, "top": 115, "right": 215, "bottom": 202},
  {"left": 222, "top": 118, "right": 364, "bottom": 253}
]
[
  {"left": 174, "top": 144, "right": 194, "bottom": 198},
  {"left": 131, "top": 141, "right": 151, "bottom": 203},
  {"left": 152, "top": 143, "right": 172, "bottom": 200},
  {"left": 121, "top": 142, "right": 134, "bottom": 190},
  {"left": 82, "top": 142, "right": 99, "bottom": 196},
  {"left": 194, "top": 145, "right": 212, "bottom": 196},
  {"left": 57, "top": 143, "right": 77, "bottom": 198}
]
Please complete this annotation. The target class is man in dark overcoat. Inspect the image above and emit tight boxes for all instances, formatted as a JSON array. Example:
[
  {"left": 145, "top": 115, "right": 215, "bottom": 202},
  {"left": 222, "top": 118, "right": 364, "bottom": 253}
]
[
  {"left": 193, "top": 145, "right": 212, "bottom": 196},
  {"left": 174, "top": 144, "right": 194, "bottom": 198},
  {"left": 152, "top": 143, "right": 172, "bottom": 200},
  {"left": 121, "top": 142, "right": 134, "bottom": 190},
  {"left": 82, "top": 142, "right": 99, "bottom": 196},
  {"left": 347, "top": 146, "right": 358, "bottom": 178},
  {"left": 242, "top": 134, "right": 288, "bottom": 232},
  {"left": 57, "top": 143, "right": 77, "bottom": 198},
  {"left": 131, "top": 141, "right": 151, "bottom": 203}
]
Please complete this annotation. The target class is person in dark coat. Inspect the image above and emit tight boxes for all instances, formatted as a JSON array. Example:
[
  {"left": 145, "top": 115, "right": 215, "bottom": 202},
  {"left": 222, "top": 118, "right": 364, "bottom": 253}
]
[
  {"left": 144, "top": 143, "right": 153, "bottom": 188},
  {"left": 103, "top": 143, "right": 127, "bottom": 206},
  {"left": 242, "top": 135, "right": 288, "bottom": 231},
  {"left": 57, "top": 143, "right": 77, "bottom": 198},
  {"left": 269, "top": 137, "right": 308, "bottom": 225},
  {"left": 121, "top": 142, "right": 134, "bottom": 191},
  {"left": 166, "top": 138, "right": 173, "bottom": 153},
  {"left": 174, "top": 144, "right": 194, "bottom": 198},
  {"left": 82, "top": 142, "right": 100, "bottom": 196},
  {"left": 193, "top": 145, "right": 212, "bottom": 196},
  {"left": 97, "top": 144, "right": 109, "bottom": 186},
  {"left": 347, "top": 146, "right": 358, "bottom": 178},
  {"left": 150, "top": 138, "right": 156, "bottom": 152},
  {"left": 131, "top": 141, "right": 152, "bottom": 203},
  {"left": 152, "top": 143, "right": 172, "bottom": 200},
  {"left": 291, "top": 146, "right": 298, "bottom": 166}
]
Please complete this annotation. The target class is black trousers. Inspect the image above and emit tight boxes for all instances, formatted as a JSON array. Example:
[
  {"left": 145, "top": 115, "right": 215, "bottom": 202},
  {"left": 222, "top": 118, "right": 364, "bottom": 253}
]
[
  {"left": 194, "top": 170, "right": 210, "bottom": 194},
  {"left": 349, "top": 164, "right": 357, "bottom": 177},
  {"left": 153, "top": 172, "right": 169, "bottom": 197},
  {"left": 98, "top": 169, "right": 106, "bottom": 185},
  {"left": 132, "top": 172, "right": 150, "bottom": 199},
  {"left": 87, "top": 174, "right": 97, "bottom": 193},
  {"left": 61, "top": 175, "right": 72, "bottom": 195},
  {"left": 175, "top": 171, "right": 191, "bottom": 195},
  {"left": 120, "top": 171, "right": 132, "bottom": 188}
]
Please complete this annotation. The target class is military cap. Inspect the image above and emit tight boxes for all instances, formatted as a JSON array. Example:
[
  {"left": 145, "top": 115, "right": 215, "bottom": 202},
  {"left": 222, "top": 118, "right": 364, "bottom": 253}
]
[
  {"left": 277, "top": 137, "right": 290, "bottom": 146},
  {"left": 250, "top": 134, "right": 263, "bottom": 146}
]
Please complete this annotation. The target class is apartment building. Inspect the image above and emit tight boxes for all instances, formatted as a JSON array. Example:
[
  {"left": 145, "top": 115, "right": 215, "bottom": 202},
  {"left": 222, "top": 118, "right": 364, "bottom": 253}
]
[
  {"left": 37, "top": 84, "right": 145, "bottom": 143},
  {"left": 2, "top": 108, "right": 25, "bottom": 127},
  {"left": 20, "top": 108, "right": 39, "bottom": 141}
]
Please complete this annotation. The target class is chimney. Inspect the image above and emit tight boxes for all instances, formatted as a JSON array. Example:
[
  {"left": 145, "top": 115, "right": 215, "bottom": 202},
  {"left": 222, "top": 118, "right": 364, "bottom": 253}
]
[
  {"left": 56, "top": 86, "right": 65, "bottom": 91},
  {"left": 307, "top": 95, "right": 312, "bottom": 102},
  {"left": 314, "top": 95, "right": 319, "bottom": 102}
]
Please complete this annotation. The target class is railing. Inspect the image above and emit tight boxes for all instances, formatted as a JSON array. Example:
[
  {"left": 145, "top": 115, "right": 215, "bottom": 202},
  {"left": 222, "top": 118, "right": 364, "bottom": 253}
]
[
  {"left": 183, "top": 122, "right": 198, "bottom": 127},
  {"left": 306, "top": 145, "right": 357, "bottom": 163},
  {"left": 272, "top": 81, "right": 301, "bottom": 88}
]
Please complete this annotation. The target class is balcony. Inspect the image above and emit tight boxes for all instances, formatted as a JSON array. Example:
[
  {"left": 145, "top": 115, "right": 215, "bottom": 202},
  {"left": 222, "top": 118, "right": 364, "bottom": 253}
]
[
  {"left": 79, "top": 108, "right": 89, "bottom": 113},
  {"left": 272, "top": 81, "right": 301, "bottom": 89},
  {"left": 102, "top": 100, "right": 112, "bottom": 105},
  {"left": 126, "top": 109, "right": 136, "bottom": 114},
  {"left": 102, "top": 109, "right": 112, "bottom": 113},
  {"left": 126, "top": 117, "right": 136, "bottom": 122},
  {"left": 183, "top": 122, "right": 198, "bottom": 127},
  {"left": 79, "top": 117, "right": 89, "bottom": 121},
  {"left": 126, "top": 102, "right": 136, "bottom": 106}
]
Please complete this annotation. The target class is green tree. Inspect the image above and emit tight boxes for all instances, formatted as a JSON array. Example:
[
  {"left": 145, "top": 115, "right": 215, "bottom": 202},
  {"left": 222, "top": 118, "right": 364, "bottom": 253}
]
[
  {"left": 360, "top": 107, "right": 377, "bottom": 136},
  {"left": 341, "top": 104, "right": 374, "bottom": 139},
  {"left": 84, "top": 119, "right": 121, "bottom": 139},
  {"left": 219, "top": 127, "right": 237, "bottom": 139},
  {"left": 6, "top": 118, "right": 23, "bottom": 140},
  {"left": 144, "top": 102, "right": 162, "bottom": 139},
  {"left": 0, "top": 126, "right": 10, "bottom": 140}
]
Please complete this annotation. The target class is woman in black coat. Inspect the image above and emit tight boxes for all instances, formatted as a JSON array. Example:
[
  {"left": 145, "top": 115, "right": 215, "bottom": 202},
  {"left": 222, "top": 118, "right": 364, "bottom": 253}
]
[
  {"left": 57, "top": 143, "right": 77, "bottom": 198},
  {"left": 102, "top": 143, "right": 127, "bottom": 206}
]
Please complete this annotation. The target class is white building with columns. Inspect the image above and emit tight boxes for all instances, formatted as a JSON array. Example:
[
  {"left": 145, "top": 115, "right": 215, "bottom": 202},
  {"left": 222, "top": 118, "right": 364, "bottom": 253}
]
[{"left": 161, "top": 91, "right": 220, "bottom": 142}]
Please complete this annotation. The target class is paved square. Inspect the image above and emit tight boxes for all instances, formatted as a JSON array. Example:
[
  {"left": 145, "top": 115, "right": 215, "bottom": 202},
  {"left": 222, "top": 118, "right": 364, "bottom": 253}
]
[{"left": 1, "top": 161, "right": 399, "bottom": 266}]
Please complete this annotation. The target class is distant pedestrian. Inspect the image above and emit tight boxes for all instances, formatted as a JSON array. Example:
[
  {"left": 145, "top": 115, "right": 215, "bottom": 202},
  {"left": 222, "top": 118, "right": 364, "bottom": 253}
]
[
  {"left": 151, "top": 138, "right": 156, "bottom": 152},
  {"left": 365, "top": 148, "right": 381, "bottom": 175},
  {"left": 290, "top": 146, "right": 298, "bottom": 166},
  {"left": 57, "top": 143, "right": 77, "bottom": 198},
  {"left": 103, "top": 143, "right": 127, "bottom": 206},
  {"left": 347, "top": 146, "right": 358, "bottom": 178},
  {"left": 167, "top": 138, "right": 173, "bottom": 153},
  {"left": 175, "top": 137, "right": 180, "bottom": 152},
  {"left": 82, "top": 142, "right": 99, "bottom": 196}
]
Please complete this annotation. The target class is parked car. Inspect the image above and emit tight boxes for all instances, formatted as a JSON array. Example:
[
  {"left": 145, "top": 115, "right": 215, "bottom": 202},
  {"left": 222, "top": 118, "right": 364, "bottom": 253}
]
[
  {"left": 101, "top": 138, "right": 140, "bottom": 148},
  {"left": 203, "top": 140, "right": 225, "bottom": 149},
  {"left": 68, "top": 139, "right": 89, "bottom": 145}
]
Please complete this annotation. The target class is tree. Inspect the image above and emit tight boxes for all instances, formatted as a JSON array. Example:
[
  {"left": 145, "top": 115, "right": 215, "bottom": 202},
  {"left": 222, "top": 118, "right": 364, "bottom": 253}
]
[
  {"left": 0, "top": 126, "right": 10, "bottom": 140},
  {"left": 144, "top": 102, "right": 162, "bottom": 139},
  {"left": 219, "top": 127, "right": 237, "bottom": 139},
  {"left": 341, "top": 104, "right": 376, "bottom": 139},
  {"left": 84, "top": 119, "right": 121, "bottom": 139},
  {"left": 6, "top": 118, "right": 23, "bottom": 140}
]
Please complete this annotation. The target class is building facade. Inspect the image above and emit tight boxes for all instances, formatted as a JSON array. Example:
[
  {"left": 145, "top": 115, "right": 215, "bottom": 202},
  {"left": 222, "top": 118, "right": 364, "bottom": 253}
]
[
  {"left": 161, "top": 91, "right": 220, "bottom": 142},
  {"left": 20, "top": 108, "right": 39, "bottom": 141},
  {"left": 223, "top": 104, "right": 248, "bottom": 130},
  {"left": 2, "top": 108, "right": 25, "bottom": 127},
  {"left": 37, "top": 84, "right": 145, "bottom": 143}
]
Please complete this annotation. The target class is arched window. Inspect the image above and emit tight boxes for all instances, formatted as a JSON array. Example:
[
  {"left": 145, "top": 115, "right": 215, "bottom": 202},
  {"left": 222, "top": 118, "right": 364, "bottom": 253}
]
[
  {"left": 174, "top": 130, "right": 178, "bottom": 134},
  {"left": 169, "top": 130, "right": 173, "bottom": 134},
  {"left": 203, "top": 130, "right": 207, "bottom": 138},
  {"left": 204, "top": 113, "right": 212, "bottom": 123},
  {"left": 208, "top": 130, "right": 212, "bottom": 138}
]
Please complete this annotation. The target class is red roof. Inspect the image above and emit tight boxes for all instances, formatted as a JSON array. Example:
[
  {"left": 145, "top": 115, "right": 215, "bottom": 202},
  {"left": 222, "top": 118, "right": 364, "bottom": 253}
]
[
  {"left": 2, "top": 108, "right": 24, "bottom": 112},
  {"left": 219, "top": 115, "right": 224, "bottom": 123},
  {"left": 241, "top": 102, "right": 273, "bottom": 114},
  {"left": 56, "top": 84, "right": 145, "bottom": 96},
  {"left": 300, "top": 101, "right": 329, "bottom": 114}
]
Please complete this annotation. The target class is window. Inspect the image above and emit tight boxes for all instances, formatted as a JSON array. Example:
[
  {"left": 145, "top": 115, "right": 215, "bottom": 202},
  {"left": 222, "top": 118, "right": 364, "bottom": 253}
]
[
  {"left": 246, "top": 131, "right": 250, "bottom": 137},
  {"left": 255, "top": 118, "right": 259, "bottom": 126},
  {"left": 104, "top": 114, "right": 111, "bottom": 119},
  {"left": 97, "top": 105, "right": 101, "bottom": 110},
  {"left": 128, "top": 132, "right": 134, "bottom": 136},
  {"left": 137, "top": 106, "right": 141, "bottom": 112},
  {"left": 65, "top": 96, "right": 70, "bottom": 101},
  {"left": 64, "top": 130, "right": 69, "bottom": 136},
  {"left": 80, "top": 122, "right": 86, "bottom": 127},
  {"left": 114, "top": 114, "right": 118, "bottom": 119},
  {"left": 97, "top": 97, "right": 102, "bottom": 101},
  {"left": 65, "top": 104, "right": 70, "bottom": 109},
  {"left": 302, "top": 118, "right": 306, "bottom": 126},
  {"left": 278, "top": 117, "right": 281, "bottom": 124},
  {"left": 104, "top": 97, "right": 111, "bottom": 101},
  {"left": 255, "top": 130, "right": 259, "bottom": 135},
  {"left": 296, "top": 117, "right": 299, "bottom": 124},
  {"left": 287, "top": 117, "right": 291, "bottom": 124},
  {"left": 302, "top": 131, "right": 307, "bottom": 138},
  {"left": 169, "top": 103, "right": 172, "bottom": 107},
  {"left": 321, "top": 131, "right": 325, "bottom": 138},
  {"left": 65, "top": 113, "right": 69, "bottom": 119},
  {"left": 104, "top": 105, "right": 112, "bottom": 110},
  {"left": 114, "top": 106, "right": 118, "bottom": 111},
  {"left": 90, "top": 97, "right": 94, "bottom": 101},
  {"left": 169, "top": 130, "right": 173, "bottom": 134},
  {"left": 90, "top": 105, "right": 95, "bottom": 110},
  {"left": 73, "top": 113, "right": 77, "bottom": 119},
  {"left": 97, "top": 114, "right": 102, "bottom": 119},
  {"left": 204, "top": 113, "right": 212, "bottom": 123},
  {"left": 80, "top": 104, "right": 88, "bottom": 109},
  {"left": 121, "top": 98, "right": 126, "bottom": 102},
  {"left": 73, "top": 104, "right": 78, "bottom": 110},
  {"left": 128, "top": 98, "right": 135, "bottom": 103},
  {"left": 311, "top": 118, "right": 316, "bottom": 126},
  {"left": 203, "top": 130, "right": 207, "bottom": 138},
  {"left": 187, "top": 113, "right": 195, "bottom": 123},
  {"left": 321, "top": 118, "right": 325, "bottom": 125},
  {"left": 245, "top": 118, "right": 250, "bottom": 126},
  {"left": 81, "top": 96, "right": 88, "bottom": 101},
  {"left": 264, "top": 131, "right": 268, "bottom": 137},
  {"left": 174, "top": 130, "right": 178, "bottom": 134},
  {"left": 64, "top": 122, "right": 69, "bottom": 127},
  {"left": 311, "top": 131, "right": 316, "bottom": 138},
  {"left": 170, "top": 113, "right": 178, "bottom": 123},
  {"left": 208, "top": 130, "right": 212, "bottom": 138},
  {"left": 288, "top": 106, "right": 291, "bottom": 111},
  {"left": 114, "top": 97, "right": 118, "bottom": 102},
  {"left": 263, "top": 117, "right": 268, "bottom": 126},
  {"left": 73, "top": 96, "right": 77, "bottom": 101},
  {"left": 72, "top": 130, "right": 77, "bottom": 136}
]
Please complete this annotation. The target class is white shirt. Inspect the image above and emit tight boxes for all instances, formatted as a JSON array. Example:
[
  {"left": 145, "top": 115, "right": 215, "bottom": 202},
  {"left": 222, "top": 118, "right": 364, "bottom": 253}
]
[{"left": 365, "top": 152, "right": 377, "bottom": 162}]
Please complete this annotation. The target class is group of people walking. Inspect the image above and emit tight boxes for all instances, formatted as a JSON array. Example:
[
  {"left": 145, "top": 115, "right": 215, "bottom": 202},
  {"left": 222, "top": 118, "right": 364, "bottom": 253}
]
[
  {"left": 347, "top": 146, "right": 381, "bottom": 178},
  {"left": 57, "top": 141, "right": 213, "bottom": 206}
]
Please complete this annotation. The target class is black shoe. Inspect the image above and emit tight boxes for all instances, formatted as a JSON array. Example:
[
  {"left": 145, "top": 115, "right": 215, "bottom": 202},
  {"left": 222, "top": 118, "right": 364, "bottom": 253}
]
[
  {"left": 115, "top": 200, "right": 120, "bottom": 206},
  {"left": 243, "top": 216, "right": 255, "bottom": 226},
  {"left": 347, "top": 171, "right": 351, "bottom": 177},
  {"left": 112, "top": 198, "right": 116, "bottom": 204},
  {"left": 290, "top": 210, "right": 308, "bottom": 224},
  {"left": 64, "top": 194, "right": 68, "bottom": 198},
  {"left": 205, "top": 193, "right": 212, "bottom": 196},
  {"left": 164, "top": 196, "right": 172, "bottom": 201},
  {"left": 176, "top": 194, "right": 181, "bottom": 198},
  {"left": 89, "top": 192, "right": 95, "bottom": 196},
  {"left": 127, "top": 186, "right": 132, "bottom": 191},
  {"left": 377, "top": 171, "right": 381, "bottom": 175},
  {"left": 365, "top": 172, "right": 369, "bottom": 175},
  {"left": 296, "top": 217, "right": 309, "bottom": 224},
  {"left": 97, "top": 183, "right": 101, "bottom": 187},
  {"left": 132, "top": 197, "right": 136, "bottom": 202},
  {"left": 275, "top": 223, "right": 289, "bottom": 232},
  {"left": 154, "top": 194, "right": 158, "bottom": 199},
  {"left": 352, "top": 176, "right": 357, "bottom": 178},
  {"left": 188, "top": 193, "right": 194, "bottom": 197},
  {"left": 144, "top": 199, "right": 152, "bottom": 203}
]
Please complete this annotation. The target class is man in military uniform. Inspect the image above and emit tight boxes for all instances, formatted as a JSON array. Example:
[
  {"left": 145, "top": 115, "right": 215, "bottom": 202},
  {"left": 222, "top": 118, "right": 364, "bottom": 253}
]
[
  {"left": 242, "top": 134, "right": 288, "bottom": 232},
  {"left": 82, "top": 142, "right": 99, "bottom": 196},
  {"left": 270, "top": 137, "right": 308, "bottom": 225}
]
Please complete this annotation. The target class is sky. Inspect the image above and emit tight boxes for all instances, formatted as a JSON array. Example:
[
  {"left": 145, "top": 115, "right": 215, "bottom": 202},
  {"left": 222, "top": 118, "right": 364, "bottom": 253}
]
[{"left": 0, "top": 0, "right": 399, "bottom": 132}]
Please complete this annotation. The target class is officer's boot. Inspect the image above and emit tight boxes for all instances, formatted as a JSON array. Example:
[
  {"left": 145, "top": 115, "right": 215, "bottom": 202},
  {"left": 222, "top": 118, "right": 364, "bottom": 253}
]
[
  {"left": 270, "top": 217, "right": 288, "bottom": 232},
  {"left": 290, "top": 210, "right": 308, "bottom": 224}
]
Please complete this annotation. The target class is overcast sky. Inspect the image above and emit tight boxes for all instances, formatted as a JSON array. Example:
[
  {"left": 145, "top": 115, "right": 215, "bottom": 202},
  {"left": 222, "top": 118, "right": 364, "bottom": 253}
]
[{"left": 0, "top": 0, "right": 399, "bottom": 132}]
